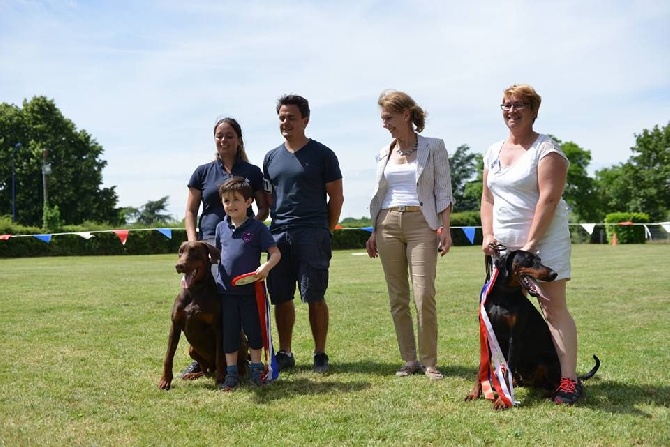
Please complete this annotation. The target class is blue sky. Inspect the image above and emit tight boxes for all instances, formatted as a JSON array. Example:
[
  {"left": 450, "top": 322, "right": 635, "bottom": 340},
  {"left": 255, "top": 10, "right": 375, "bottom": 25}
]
[{"left": 1, "top": 0, "right": 668, "bottom": 220}]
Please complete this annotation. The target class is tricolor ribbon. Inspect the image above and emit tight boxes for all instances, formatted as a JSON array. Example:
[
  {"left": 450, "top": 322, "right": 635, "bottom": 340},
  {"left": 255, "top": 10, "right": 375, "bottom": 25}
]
[
  {"left": 477, "top": 267, "right": 517, "bottom": 408},
  {"left": 255, "top": 280, "right": 279, "bottom": 383}
]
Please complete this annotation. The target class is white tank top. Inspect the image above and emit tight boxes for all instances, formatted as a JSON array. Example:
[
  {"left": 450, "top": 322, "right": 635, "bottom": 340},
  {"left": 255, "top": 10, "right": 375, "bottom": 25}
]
[{"left": 381, "top": 160, "right": 420, "bottom": 208}]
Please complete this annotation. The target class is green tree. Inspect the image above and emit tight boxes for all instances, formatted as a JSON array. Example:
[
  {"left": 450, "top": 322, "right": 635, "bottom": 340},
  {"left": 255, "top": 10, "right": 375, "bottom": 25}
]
[
  {"left": 135, "top": 196, "right": 174, "bottom": 225},
  {"left": 594, "top": 123, "right": 669, "bottom": 221},
  {"left": 0, "top": 96, "right": 121, "bottom": 227},
  {"left": 119, "top": 206, "right": 140, "bottom": 225},
  {"left": 556, "top": 140, "right": 600, "bottom": 222},
  {"left": 626, "top": 123, "right": 670, "bottom": 221},
  {"left": 449, "top": 145, "right": 481, "bottom": 212},
  {"left": 594, "top": 164, "right": 632, "bottom": 218}
]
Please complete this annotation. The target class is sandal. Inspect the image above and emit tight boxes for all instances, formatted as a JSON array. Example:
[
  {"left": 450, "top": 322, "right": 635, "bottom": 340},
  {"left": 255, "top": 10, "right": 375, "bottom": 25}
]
[
  {"left": 395, "top": 361, "right": 422, "bottom": 377},
  {"left": 423, "top": 366, "right": 444, "bottom": 380}
]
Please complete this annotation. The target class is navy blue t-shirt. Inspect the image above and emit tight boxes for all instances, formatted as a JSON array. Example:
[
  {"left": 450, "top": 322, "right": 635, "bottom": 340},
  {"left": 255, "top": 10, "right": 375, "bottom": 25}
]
[
  {"left": 188, "top": 158, "right": 264, "bottom": 240},
  {"left": 262, "top": 139, "right": 342, "bottom": 232},
  {"left": 214, "top": 216, "right": 276, "bottom": 295}
]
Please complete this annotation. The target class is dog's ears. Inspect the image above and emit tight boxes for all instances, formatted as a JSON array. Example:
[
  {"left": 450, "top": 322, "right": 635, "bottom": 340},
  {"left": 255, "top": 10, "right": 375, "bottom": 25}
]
[
  {"left": 202, "top": 242, "right": 221, "bottom": 264},
  {"left": 493, "top": 252, "right": 510, "bottom": 276},
  {"left": 494, "top": 251, "right": 521, "bottom": 278}
]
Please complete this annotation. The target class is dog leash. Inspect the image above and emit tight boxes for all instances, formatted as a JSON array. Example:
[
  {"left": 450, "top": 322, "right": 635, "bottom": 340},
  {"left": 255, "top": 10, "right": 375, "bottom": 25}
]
[
  {"left": 255, "top": 280, "right": 279, "bottom": 383},
  {"left": 478, "top": 266, "right": 518, "bottom": 408}
]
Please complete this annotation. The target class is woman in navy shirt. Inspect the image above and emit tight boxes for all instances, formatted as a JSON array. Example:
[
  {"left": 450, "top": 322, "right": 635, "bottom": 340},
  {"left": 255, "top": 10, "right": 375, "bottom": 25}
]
[
  {"left": 185, "top": 117, "right": 268, "bottom": 243},
  {"left": 180, "top": 116, "right": 268, "bottom": 379}
]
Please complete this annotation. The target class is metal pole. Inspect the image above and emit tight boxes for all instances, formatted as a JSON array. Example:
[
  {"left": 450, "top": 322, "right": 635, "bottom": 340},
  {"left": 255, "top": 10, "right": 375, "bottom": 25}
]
[
  {"left": 11, "top": 143, "right": 19, "bottom": 222},
  {"left": 42, "top": 148, "right": 49, "bottom": 210}
]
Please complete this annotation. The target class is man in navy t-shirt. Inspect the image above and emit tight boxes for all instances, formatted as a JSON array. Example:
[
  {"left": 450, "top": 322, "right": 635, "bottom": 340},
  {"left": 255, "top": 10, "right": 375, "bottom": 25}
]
[{"left": 263, "top": 94, "right": 344, "bottom": 373}]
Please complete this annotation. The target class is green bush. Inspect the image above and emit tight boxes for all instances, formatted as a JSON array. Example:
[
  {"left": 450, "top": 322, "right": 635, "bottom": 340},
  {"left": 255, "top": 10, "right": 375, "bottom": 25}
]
[
  {"left": 604, "top": 212, "right": 649, "bottom": 244},
  {"left": 43, "top": 205, "right": 62, "bottom": 232},
  {"left": 331, "top": 228, "right": 371, "bottom": 249},
  {"left": 450, "top": 211, "right": 482, "bottom": 247}
]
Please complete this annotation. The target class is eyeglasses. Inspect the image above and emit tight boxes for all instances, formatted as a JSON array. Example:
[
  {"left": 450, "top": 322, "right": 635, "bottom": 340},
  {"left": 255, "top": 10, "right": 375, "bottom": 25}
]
[{"left": 500, "top": 102, "right": 530, "bottom": 111}]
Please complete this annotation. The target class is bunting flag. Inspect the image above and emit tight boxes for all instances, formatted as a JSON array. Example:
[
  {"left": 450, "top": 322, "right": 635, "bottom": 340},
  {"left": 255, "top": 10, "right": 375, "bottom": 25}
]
[
  {"left": 580, "top": 223, "right": 596, "bottom": 235},
  {"left": 34, "top": 234, "right": 52, "bottom": 243},
  {"left": 361, "top": 226, "right": 373, "bottom": 233},
  {"left": 462, "top": 227, "right": 476, "bottom": 245},
  {"left": 113, "top": 229, "right": 130, "bottom": 245},
  {"left": 644, "top": 225, "right": 651, "bottom": 240},
  {"left": 477, "top": 267, "right": 516, "bottom": 408},
  {"left": 157, "top": 228, "right": 172, "bottom": 239},
  {"left": 0, "top": 235, "right": 11, "bottom": 240},
  {"left": 255, "top": 280, "right": 279, "bottom": 382},
  {"left": 662, "top": 223, "right": 670, "bottom": 233},
  {"left": 73, "top": 232, "right": 93, "bottom": 239}
]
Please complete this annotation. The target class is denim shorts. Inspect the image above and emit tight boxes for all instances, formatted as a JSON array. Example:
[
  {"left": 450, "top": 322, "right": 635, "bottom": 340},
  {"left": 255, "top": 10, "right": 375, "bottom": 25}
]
[{"left": 267, "top": 227, "right": 332, "bottom": 304}]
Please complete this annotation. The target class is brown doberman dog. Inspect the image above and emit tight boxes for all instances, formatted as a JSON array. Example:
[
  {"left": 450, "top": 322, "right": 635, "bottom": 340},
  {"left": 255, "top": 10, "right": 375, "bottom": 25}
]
[
  {"left": 158, "top": 241, "right": 247, "bottom": 390},
  {"left": 465, "top": 249, "right": 599, "bottom": 409}
]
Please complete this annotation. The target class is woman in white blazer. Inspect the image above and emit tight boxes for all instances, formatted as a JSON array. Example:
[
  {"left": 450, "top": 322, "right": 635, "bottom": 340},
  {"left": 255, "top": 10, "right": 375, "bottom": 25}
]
[{"left": 365, "top": 90, "right": 454, "bottom": 380}]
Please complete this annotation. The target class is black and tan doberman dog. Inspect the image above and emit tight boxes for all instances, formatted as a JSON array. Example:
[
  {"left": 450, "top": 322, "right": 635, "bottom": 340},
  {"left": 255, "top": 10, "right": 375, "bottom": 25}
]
[
  {"left": 158, "top": 241, "right": 246, "bottom": 390},
  {"left": 465, "top": 249, "right": 599, "bottom": 408}
]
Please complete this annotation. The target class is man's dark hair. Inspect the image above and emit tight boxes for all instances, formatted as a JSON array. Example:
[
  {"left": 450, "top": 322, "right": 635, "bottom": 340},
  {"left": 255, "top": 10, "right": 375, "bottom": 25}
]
[{"left": 276, "top": 94, "right": 310, "bottom": 119}]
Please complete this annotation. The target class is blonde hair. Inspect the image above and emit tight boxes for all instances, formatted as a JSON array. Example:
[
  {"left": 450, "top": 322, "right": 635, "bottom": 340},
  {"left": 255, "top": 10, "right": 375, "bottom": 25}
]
[
  {"left": 503, "top": 84, "right": 542, "bottom": 114},
  {"left": 377, "top": 90, "right": 427, "bottom": 133}
]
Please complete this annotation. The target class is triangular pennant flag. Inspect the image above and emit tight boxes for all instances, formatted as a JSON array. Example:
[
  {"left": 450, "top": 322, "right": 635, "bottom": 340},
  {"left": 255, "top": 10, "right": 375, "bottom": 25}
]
[
  {"left": 157, "top": 228, "right": 172, "bottom": 239},
  {"left": 361, "top": 226, "right": 373, "bottom": 233},
  {"left": 644, "top": 225, "right": 651, "bottom": 239},
  {"left": 0, "top": 234, "right": 11, "bottom": 240},
  {"left": 34, "top": 234, "right": 52, "bottom": 243},
  {"left": 661, "top": 223, "right": 670, "bottom": 233},
  {"left": 581, "top": 224, "right": 596, "bottom": 235},
  {"left": 73, "top": 232, "right": 93, "bottom": 240},
  {"left": 113, "top": 229, "right": 130, "bottom": 245},
  {"left": 462, "top": 227, "right": 476, "bottom": 245}
]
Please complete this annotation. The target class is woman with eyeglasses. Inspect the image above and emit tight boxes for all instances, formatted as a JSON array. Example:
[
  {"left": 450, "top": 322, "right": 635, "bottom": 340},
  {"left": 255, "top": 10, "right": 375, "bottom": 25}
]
[
  {"left": 179, "top": 116, "right": 269, "bottom": 378},
  {"left": 480, "top": 84, "right": 581, "bottom": 404}
]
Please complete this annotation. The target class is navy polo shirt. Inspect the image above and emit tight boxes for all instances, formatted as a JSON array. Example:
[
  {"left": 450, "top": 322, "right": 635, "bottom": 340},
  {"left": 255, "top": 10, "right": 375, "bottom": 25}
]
[
  {"left": 188, "top": 158, "right": 264, "bottom": 240},
  {"left": 214, "top": 216, "right": 276, "bottom": 295},
  {"left": 262, "top": 139, "right": 342, "bottom": 232}
]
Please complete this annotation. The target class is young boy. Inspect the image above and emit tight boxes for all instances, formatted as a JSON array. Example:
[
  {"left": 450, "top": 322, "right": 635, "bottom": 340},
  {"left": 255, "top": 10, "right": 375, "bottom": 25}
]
[{"left": 214, "top": 176, "right": 281, "bottom": 390}]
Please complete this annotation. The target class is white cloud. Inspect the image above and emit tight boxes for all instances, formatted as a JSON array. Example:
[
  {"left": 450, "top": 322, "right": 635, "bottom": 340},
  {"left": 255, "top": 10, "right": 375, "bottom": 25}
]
[{"left": 1, "top": 0, "right": 668, "bottom": 221}]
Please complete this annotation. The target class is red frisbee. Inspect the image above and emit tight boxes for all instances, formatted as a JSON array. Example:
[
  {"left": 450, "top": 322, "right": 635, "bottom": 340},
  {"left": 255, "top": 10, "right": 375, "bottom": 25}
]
[{"left": 231, "top": 272, "right": 258, "bottom": 286}]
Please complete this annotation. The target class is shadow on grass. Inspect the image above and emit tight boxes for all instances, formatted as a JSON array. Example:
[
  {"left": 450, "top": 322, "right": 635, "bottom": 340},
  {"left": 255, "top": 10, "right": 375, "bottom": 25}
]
[
  {"left": 250, "top": 377, "right": 370, "bottom": 403},
  {"left": 482, "top": 377, "right": 670, "bottom": 416},
  {"left": 268, "top": 360, "right": 477, "bottom": 379},
  {"left": 246, "top": 360, "right": 480, "bottom": 404},
  {"left": 579, "top": 379, "right": 670, "bottom": 416}
]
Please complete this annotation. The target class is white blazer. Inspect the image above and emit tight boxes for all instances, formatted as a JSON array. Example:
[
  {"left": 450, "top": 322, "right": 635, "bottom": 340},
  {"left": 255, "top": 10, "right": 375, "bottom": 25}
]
[{"left": 369, "top": 134, "right": 454, "bottom": 230}]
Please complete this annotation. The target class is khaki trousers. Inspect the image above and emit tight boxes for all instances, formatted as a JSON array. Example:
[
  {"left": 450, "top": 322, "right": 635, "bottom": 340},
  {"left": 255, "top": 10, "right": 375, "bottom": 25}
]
[{"left": 375, "top": 209, "right": 439, "bottom": 367}]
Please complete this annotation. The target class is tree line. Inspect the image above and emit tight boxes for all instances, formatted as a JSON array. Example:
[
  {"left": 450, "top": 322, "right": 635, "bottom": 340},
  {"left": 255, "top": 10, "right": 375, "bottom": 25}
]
[{"left": 1, "top": 96, "right": 668, "bottom": 229}]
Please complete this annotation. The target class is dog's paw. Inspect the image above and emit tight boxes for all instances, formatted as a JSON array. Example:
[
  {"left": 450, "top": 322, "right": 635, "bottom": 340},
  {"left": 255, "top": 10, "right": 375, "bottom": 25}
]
[
  {"left": 464, "top": 383, "right": 482, "bottom": 402},
  {"left": 493, "top": 398, "right": 513, "bottom": 410},
  {"left": 180, "top": 372, "right": 204, "bottom": 381}
]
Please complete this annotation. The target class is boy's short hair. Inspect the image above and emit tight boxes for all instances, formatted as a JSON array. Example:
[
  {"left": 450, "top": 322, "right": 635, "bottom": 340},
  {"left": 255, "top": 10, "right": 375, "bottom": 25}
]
[{"left": 219, "top": 176, "right": 254, "bottom": 201}]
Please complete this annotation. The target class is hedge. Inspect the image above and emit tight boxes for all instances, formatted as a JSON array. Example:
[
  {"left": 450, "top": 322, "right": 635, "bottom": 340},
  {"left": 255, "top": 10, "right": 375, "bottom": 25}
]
[{"left": 604, "top": 212, "right": 650, "bottom": 244}]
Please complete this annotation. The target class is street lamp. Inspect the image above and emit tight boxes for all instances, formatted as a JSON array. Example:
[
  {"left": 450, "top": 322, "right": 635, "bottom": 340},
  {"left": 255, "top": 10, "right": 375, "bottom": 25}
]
[
  {"left": 42, "top": 148, "right": 51, "bottom": 210},
  {"left": 11, "top": 143, "right": 20, "bottom": 222}
]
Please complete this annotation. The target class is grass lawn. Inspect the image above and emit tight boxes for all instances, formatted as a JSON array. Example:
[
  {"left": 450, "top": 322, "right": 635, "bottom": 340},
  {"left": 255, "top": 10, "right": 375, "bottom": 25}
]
[{"left": 1, "top": 244, "right": 668, "bottom": 446}]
